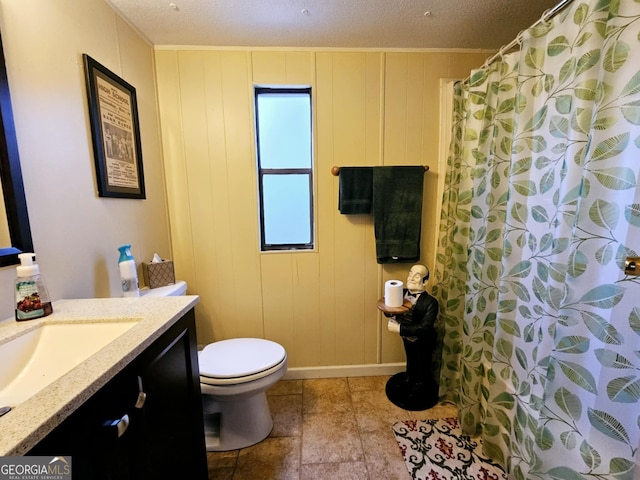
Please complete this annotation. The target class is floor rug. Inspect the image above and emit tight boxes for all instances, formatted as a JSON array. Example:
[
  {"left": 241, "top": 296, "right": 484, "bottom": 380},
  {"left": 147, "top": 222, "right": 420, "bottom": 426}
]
[{"left": 392, "top": 417, "right": 507, "bottom": 480}]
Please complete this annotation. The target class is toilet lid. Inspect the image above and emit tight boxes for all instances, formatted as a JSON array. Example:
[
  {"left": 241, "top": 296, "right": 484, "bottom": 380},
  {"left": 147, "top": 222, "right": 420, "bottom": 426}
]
[{"left": 199, "top": 338, "right": 286, "bottom": 379}]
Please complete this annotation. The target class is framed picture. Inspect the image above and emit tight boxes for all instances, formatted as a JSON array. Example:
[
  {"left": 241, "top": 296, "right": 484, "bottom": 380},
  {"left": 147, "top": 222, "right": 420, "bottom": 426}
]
[{"left": 83, "top": 54, "right": 145, "bottom": 199}]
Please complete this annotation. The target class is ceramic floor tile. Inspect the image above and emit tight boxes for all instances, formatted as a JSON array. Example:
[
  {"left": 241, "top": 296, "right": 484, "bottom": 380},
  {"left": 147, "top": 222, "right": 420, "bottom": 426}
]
[
  {"left": 301, "top": 412, "right": 364, "bottom": 464},
  {"left": 303, "top": 378, "right": 352, "bottom": 414},
  {"left": 207, "top": 466, "right": 234, "bottom": 480},
  {"left": 404, "top": 401, "right": 458, "bottom": 421},
  {"left": 233, "top": 437, "right": 301, "bottom": 480},
  {"left": 347, "top": 375, "right": 390, "bottom": 392},
  {"left": 269, "top": 379, "right": 304, "bottom": 396},
  {"left": 351, "top": 389, "right": 411, "bottom": 433},
  {"left": 361, "top": 425, "right": 411, "bottom": 480},
  {"left": 268, "top": 393, "right": 303, "bottom": 437},
  {"left": 351, "top": 386, "right": 404, "bottom": 412},
  {"left": 300, "top": 461, "right": 369, "bottom": 479},
  {"left": 206, "top": 450, "right": 237, "bottom": 469},
  {"left": 206, "top": 450, "right": 237, "bottom": 480},
  {"left": 205, "top": 376, "right": 457, "bottom": 479}
]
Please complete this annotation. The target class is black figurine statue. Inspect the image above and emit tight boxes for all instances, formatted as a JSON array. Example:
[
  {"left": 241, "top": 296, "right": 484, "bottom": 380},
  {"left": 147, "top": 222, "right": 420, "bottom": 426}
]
[{"left": 385, "top": 264, "right": 439, "bottom": 410}]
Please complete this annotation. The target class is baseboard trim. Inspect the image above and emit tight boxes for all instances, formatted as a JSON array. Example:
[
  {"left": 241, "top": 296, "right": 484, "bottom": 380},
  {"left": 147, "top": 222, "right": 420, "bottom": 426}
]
[{"left": 282, "top": 363, "right": 405, "bottom": 380}]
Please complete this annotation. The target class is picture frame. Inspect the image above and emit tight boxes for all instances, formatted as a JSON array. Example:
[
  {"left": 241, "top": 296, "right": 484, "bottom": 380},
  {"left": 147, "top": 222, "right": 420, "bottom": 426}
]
[{"left": 83, "top": 54, "right": 145, "bottom": 199}]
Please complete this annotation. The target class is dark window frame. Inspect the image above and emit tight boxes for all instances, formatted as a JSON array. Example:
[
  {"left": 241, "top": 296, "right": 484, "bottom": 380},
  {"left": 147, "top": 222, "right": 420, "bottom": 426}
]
[{"left": 254, "top": 87, "right": 314, "bottom": 252}]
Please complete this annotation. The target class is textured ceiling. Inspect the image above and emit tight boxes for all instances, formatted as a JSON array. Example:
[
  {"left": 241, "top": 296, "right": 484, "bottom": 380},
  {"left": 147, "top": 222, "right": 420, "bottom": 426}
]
[{"left": 105, "top": 0, "right": 562, "bottom": 49}]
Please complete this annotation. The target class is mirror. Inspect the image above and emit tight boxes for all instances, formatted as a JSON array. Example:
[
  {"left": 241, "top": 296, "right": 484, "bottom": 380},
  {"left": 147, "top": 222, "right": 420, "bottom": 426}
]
[{"left": 0, "top": 31, "right": 33, "bottom": 267}]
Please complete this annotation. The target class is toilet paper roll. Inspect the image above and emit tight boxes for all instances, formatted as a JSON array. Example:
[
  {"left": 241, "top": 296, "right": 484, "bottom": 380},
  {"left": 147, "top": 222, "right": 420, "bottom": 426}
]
[{"left": 384, "top": 280, "right": 404, "bottom": 308}]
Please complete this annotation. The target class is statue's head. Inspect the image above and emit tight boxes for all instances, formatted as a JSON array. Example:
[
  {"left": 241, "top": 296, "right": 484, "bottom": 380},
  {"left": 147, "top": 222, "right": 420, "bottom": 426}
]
[{"left": 407, "top": 264, "right": 429, "bottom": 293}]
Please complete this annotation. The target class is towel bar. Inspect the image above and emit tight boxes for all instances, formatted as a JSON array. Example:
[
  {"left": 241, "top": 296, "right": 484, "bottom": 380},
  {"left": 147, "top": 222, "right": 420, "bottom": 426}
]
[{"left": 331, "top": 165, "right": 429, "bottom": 176}]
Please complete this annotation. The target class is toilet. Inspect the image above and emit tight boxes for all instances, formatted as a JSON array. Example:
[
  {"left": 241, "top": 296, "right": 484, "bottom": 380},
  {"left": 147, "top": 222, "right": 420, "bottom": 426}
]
[
  {"left": 199, "top": 338, "right": 287, "bottom": 451},
  {"left": 140, "top": 281, "right": 288, "bottom": 452},
  {"left": 139, "top": 281, "right": 188, "bottom": 297}
]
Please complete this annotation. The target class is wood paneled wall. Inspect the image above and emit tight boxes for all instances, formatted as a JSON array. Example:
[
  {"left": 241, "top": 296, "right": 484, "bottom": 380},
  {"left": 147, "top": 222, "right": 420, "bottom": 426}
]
[{"left": 155, "top": 48, "right": 487, "bottom": 368}]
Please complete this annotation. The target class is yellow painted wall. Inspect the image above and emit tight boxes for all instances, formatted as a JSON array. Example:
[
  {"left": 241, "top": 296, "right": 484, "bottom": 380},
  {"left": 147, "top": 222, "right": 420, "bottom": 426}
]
[
  {"left": 0, "top": 0, "right": 171, "bottom": 320},
  {"left": 155, "top": 48, "right": 487, "bottom": 367}
]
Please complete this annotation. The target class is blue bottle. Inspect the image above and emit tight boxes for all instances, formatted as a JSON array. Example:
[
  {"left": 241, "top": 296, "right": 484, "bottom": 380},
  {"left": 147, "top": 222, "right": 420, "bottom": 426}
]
[{"left": 118, "top": 244, "right": 140, "bottom": 297}]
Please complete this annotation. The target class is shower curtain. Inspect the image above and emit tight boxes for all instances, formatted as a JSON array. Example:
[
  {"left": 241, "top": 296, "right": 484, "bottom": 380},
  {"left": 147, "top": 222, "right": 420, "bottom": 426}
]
[{"left": 433, "top": 0, "right": 640, "bottom": 478}]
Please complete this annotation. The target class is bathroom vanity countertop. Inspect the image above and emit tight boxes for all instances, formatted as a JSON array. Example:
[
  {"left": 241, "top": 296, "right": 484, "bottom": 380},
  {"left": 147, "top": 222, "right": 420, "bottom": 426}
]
[{"left": 0, "top": 295, "right": 199, "bottom": 455}]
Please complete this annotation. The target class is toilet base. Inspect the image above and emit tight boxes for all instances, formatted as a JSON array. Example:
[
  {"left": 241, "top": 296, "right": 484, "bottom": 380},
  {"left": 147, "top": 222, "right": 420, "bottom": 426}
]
[{"left": 202, "top": 391, "right": 273, "bottom": 451}]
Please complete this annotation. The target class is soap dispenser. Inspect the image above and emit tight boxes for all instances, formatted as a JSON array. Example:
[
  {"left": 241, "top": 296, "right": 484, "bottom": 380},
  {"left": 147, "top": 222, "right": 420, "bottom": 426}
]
[
  {"left": 15, "top": 253, "right": 53, "bottom": 321},
  {"left": 118, "top": 244, "right": 140, "bottom": 297}
]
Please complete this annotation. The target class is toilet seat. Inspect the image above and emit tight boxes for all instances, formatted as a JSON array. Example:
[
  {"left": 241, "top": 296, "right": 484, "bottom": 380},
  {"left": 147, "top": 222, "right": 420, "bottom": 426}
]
[{"left": 199, "top": 338, "right": 286, "bottom": 386}]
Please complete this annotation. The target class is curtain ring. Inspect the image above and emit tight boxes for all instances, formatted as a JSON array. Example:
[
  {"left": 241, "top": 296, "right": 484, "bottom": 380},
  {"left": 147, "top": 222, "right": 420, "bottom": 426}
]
[{"left": 515, "top": 31, "right": 524, "bottom": 46}]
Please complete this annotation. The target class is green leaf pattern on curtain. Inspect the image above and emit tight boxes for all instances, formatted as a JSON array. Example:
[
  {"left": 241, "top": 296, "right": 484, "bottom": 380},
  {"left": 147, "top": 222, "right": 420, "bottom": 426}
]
[{"left": 433, "top": 1, "right": 640, "bottom": 478}]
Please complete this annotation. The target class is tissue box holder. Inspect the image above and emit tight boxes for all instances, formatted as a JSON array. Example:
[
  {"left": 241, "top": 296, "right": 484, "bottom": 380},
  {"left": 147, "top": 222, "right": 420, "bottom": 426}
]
[{"left": 142, "top": 260, "right": 175, "bottom": 289}]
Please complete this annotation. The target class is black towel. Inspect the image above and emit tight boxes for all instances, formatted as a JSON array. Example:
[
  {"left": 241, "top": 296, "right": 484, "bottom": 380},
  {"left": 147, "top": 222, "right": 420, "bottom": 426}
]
[
  {"left": 372, "top": 166, "right": 424, "bottom": 264},
  {"left": 338, "top": 167, "right": 373, "bottom": 214}
]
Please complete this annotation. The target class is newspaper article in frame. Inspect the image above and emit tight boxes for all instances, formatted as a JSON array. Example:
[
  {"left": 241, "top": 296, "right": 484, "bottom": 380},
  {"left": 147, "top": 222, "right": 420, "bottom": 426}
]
[{"left": 96, "top": 75, "right": 139, "bottom": 190}]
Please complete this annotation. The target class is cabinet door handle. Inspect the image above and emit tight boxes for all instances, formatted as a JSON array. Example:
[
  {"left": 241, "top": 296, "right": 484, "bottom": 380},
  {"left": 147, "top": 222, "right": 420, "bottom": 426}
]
[
  {"left": 135, "top": 376, "right": 147, "bottom": 409},
  {"left": 135, "top": 391, "right": 147, "bottom": 409},
  {"left": 104, "top": 414, "right": 130, "bottom": 438}
]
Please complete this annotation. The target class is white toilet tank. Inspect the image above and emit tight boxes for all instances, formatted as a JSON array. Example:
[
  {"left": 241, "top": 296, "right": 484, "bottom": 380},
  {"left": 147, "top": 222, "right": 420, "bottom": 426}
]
[{"left": 139, "top": 280, "right": 187, "bottom": 297}]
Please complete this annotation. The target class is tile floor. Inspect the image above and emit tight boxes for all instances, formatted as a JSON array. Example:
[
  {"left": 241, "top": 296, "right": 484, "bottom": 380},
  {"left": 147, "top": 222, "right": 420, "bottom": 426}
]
[{"left": 206, "top": 375, "right": 457, "bottom": 480}]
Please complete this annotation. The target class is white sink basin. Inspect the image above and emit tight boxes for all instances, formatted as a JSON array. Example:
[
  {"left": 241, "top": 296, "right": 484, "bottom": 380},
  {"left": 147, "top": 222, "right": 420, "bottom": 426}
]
[{"left": 0, "top": 321, "right": 138, "bottom": 408}]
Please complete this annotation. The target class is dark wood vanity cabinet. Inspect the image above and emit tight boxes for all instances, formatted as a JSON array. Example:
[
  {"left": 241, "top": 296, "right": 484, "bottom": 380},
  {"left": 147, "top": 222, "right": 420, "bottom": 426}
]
[{"left": 28, "top": 309, "right": 208, "bottom": 480}]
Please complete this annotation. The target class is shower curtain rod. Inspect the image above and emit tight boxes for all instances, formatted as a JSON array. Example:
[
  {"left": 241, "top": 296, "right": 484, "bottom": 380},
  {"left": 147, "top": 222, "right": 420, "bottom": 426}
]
[{"left": 466, "top": 0, "right": 574, "bottom": 80}]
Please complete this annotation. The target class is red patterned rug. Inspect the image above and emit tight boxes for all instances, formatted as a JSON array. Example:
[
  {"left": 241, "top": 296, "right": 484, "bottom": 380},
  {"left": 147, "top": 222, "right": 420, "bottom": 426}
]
[{"left": 392, "top": 417, "right": 507, "bottom": 480}]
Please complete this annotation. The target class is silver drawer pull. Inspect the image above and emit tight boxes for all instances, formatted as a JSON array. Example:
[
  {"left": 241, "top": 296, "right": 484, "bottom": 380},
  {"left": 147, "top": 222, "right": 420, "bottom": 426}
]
[
  {"left": 116, "top": 414, "right": 130, "bottom": 437},
  {"left": 135, "top": 391, "right": 147, "bottom": 409},
  {"left": 105, "top": 414, "right": 130, "bottom": 438},
  {"left": 135, "top": 376, "right": 147, "bottom": 409}
]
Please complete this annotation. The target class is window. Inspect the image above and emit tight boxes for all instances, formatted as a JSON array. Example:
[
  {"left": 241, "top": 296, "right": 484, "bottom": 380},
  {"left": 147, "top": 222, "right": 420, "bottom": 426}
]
[{"left": 254, "top": 87, "right": 313, "bottom": 251}]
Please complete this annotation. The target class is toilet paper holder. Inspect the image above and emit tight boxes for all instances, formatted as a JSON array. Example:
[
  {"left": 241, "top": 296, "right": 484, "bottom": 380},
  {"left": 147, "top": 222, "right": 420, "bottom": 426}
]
[{"left": 625, "top": 257, "right": 640, "bottom": 276}]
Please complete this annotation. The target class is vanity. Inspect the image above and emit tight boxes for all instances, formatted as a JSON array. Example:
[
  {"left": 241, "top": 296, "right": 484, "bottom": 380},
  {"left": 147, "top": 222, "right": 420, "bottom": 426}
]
[{"left": 0, "top": 296, "right": 207, "bottom": 479}]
